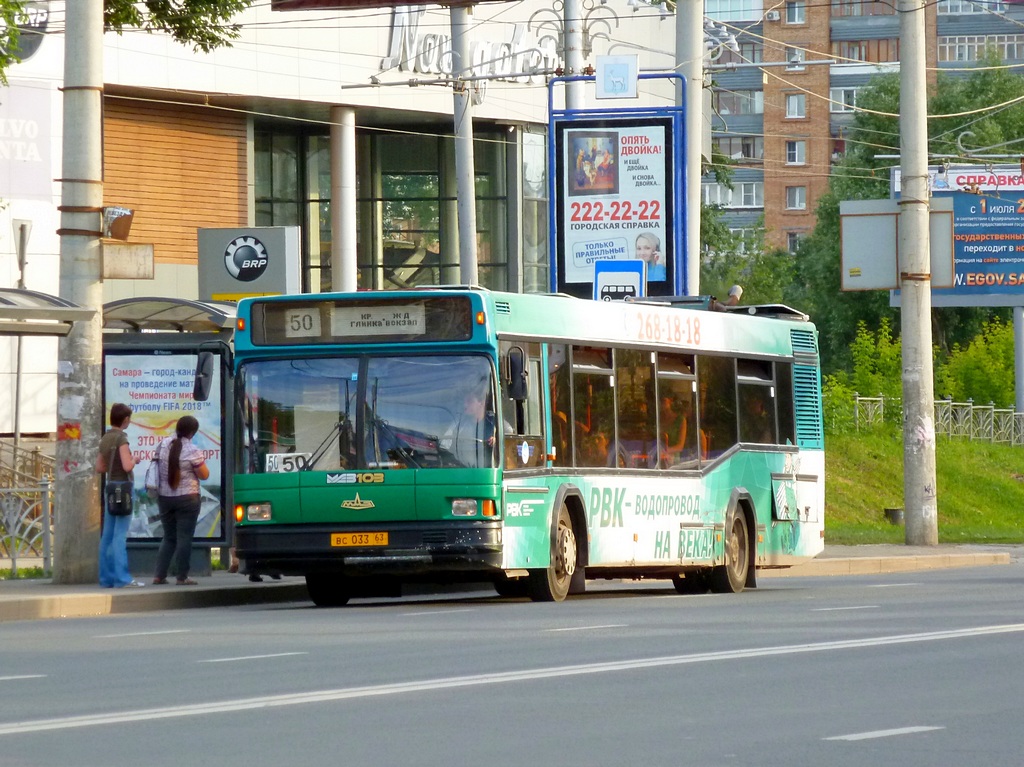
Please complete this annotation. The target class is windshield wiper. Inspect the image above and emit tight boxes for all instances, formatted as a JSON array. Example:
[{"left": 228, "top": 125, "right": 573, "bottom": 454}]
[{"left": 303, "top": 417, "right": 350, "bottom": 471}]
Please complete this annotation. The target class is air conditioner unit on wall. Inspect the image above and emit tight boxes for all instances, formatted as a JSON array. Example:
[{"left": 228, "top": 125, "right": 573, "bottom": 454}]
[{"left": 766, "top": 10, "right": 780, "bottom": 21}]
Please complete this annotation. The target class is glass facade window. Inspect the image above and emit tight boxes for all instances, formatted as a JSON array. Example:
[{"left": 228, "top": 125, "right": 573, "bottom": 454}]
[
  {"left": 255, "top": 124, "right": 512, "bottom": 294},
  {"left": 938, "top": 35, "right": 1024, "bottom": 62},
  {"left": 785, "top": 93, "right": 806, "bottom": 118},
  {"left": 522, "top": 130, "right": 549, "bottom": 293},
  {"left": 786, "top": 186, "right": 807, "bottom": 210}
]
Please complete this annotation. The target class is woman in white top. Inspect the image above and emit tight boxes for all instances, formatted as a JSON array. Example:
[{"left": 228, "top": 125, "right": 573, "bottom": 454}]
[{"left": 152, "top": 415, "right": 210, "bottom": 586}]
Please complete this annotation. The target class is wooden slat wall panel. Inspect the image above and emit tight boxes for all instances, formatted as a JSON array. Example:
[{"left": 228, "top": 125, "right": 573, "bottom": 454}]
[{"left": 103, "top": 100, "right": 247, "bottom": 264}]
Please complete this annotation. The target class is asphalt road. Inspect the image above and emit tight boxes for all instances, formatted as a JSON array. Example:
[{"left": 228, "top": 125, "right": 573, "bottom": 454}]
[{"left": 1, "top": 563, "right": 1023, "bottom": 767}]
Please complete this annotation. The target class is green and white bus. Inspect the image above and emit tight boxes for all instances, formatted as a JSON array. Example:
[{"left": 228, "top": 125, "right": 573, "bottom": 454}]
[{"left": 216, "top": 288, "right": 824, "bottom": 606}]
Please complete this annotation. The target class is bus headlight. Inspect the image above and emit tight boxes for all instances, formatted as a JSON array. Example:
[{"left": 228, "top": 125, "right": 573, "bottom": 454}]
[
  {"left": 451, "top": 499, "right": 496, "bottom": 517},
  {"left": 244, "top": 503, "right": 272, "bottom": 522}
]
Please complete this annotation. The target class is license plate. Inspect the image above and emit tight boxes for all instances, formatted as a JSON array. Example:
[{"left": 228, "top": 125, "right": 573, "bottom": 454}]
[{"left": 331, "top": 532, "right": 389, "bottom": 547}]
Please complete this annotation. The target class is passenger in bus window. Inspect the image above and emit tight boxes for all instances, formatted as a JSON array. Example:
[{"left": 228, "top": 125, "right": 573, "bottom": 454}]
[{"left": 659, "top": 395, "right": 692, "bottom": 466}]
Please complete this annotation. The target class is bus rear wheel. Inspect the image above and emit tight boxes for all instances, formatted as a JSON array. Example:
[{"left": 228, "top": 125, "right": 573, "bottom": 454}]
[
  {"left": 305, "top": 574, "right": 351, "bottom": 607},
  {"left": 710, "top": 510, "right": 749, "bottom": 594},
  {"left": 528, "top": 505, "right": 576, "bottom": 602}
]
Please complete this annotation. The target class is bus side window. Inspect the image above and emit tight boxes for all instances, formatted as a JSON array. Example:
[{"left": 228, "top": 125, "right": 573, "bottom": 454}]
[
  {"left": 776, "top": 362, "right": 796, "bottom": 445},
  {"left": 572, "top": 346, "right": 616, "bottom": 468},
  {"left": 549, "top": 344, "right": 572, "bottom": 467},
  {"left": 697, "top": 355, "right": 737, "bottom": 460}
]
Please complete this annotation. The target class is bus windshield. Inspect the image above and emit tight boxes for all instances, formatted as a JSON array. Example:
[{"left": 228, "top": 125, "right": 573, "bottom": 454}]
[{"left": 241, "top": 354, "right": 498, "bottom": 472}]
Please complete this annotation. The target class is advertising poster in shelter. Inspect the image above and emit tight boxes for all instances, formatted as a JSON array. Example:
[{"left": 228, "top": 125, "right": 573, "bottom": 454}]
[
  {"left": 553, "top": 117, "right": 675, "bottom": 298},
  {"left": 103, "top": 354, "right": 223, "bottom": 541}
]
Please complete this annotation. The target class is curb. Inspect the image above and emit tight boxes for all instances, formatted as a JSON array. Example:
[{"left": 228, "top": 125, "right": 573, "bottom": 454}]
[{"left": 760, "top": 551, "right": 1011, "bottom": 577}]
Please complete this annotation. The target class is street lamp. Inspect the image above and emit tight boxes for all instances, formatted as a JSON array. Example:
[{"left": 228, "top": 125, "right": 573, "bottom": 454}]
[{"left": 12, "top": 219, "right": 32, "bottom": 453}]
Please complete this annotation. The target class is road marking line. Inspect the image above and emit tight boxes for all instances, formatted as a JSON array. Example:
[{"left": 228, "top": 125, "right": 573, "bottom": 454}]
[
  {"left": 95, "top": 630, "right": 191, "bottom": 639},
  {"left": 811, "top": 606, "right": 878, "bottom": 612},
  {"left": 0, "top": 676, "right": 46, "bottom": 682},
  {"left": 198, "top": 652, "right": 308, "bottom": 664},
  {"left": 546, "top": 624, "right": 626, "bottom": 632},
  {"left": 1, "top": 624, "right": 1022, "bottom": 736},
  {"left": 825, "top": 726, "right": 944, "bottom": 741},
  {"left": 868, "top": 583, "right": 920, "bottom": 588},
  {"left": 402, "top": 609, "right": 475, "bottom": 617}
]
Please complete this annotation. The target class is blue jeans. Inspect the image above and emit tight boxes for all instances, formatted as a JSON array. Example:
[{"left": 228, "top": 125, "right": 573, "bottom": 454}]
[
  {"left": 154, "top": 494, "right": 201, "bottom": 581},
  {"left": 98, "top": 509, "right": 133, "bottom": 587}
]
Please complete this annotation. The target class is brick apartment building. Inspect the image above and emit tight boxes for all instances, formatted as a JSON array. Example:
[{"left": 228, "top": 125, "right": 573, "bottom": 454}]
[{"left": 704, "top": 0, "right": 1018, "bottom": 252}]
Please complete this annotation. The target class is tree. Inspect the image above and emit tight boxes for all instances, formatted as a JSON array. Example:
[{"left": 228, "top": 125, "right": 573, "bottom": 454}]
[
  {"left": 0, "top": 0, "right": 254, "bottom": 82},
  {"left": 794, "top": 61, "right": 1024, "bottom": 374}
]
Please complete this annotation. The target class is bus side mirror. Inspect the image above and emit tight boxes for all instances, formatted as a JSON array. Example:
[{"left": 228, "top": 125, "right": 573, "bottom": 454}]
[
  {"left": 194, "top": 352, "right": 215, "bottom": 402},
  {"left": 507, "top": 346, "right": 528, "bottom": 402}
]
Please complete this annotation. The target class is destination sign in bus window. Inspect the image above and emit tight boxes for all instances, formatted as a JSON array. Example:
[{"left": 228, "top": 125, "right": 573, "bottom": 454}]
[{"left": 250, "top": 297, "right": 474, "bottom": 345}]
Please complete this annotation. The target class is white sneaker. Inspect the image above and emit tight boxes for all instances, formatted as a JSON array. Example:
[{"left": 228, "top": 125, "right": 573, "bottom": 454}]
[{"left": 122, "top": 580, "right": 145, "bottom": 588}]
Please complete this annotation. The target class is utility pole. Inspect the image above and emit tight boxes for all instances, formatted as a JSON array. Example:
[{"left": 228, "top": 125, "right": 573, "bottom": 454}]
[
  {"left": 53, "top": 0, "right": 106, "bottom": 583},
  {"left": 676, "top": 0, "right": 703, "bottom": 296},
  {"left": 12, "top": 219, "right": 31, "bottom": 454},
  {"left": 563, "top": 0, "right": 584, "bottom": 111},
  {"left": 451, "top": 4, "right": 479, "bottom": 285},
  {"left": 898, "top": 0, "right": 939, "bottom": 545}
]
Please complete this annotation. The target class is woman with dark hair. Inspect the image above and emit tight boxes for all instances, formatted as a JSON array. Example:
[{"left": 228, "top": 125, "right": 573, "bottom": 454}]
[
  {"left": 152, "top": 415, "right": 210, "bottom": 586},
  {"left": 95, "top": 402, "right": 143, "bottom": 588}
]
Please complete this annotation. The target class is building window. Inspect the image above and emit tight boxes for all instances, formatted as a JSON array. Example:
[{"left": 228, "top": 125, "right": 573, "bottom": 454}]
[
  {"left": 830, "top": 87, "right": 859, "bottom": 112},
  {"left": 715, "top": 40, "right": 763, "bottom": 65},
  {"left": 785, "top": 93, "right": 806, "bottom": 118},
  {"left": 705, "top": 0, "right": 763, "bottom": 22},
  {"left": 831, "top": 38, "right": 899, "bottom": 63},
  {"left": 730, "top": 227, "right": 755, "bottom": 254},
  {"left": 714, "top": 135, "right": 764, "bottom": 161},
  {"left": 785, "top": 186, "right": 807, "bottom": 210},
  {"left": 786, "top": 1, "right": 805, "bottom": 23},
  {"left": 784, "top": 47, "right": 806, "bottom": 69},
  {"left": 787, "top": 232, "right": 803, "bottom": 253},
  {"left": 713, "top": 89, "right": 764, "bottom": 115},
  {"left": 786, "top": 140, "right": 806, "bottom": 165},
  {"left": 938, "top": 0, "right": 1007, "bottom": 14},
  {"left": 832, "top": 0, "right": 896, "bottom": 17},
  {"left": 938, "top": 34, "right": 1024, "bottom": 62},
  {"left": 702, "top": 182, "right": 764, "bottom": 208}
]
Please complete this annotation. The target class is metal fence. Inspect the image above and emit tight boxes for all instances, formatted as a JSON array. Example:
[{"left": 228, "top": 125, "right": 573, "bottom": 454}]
[
  {"left": 0, "top": 479, "right": 53, "bottom": 575},
  {"left": 853, "top": 394, "right": 1024, "bottom": 446}
]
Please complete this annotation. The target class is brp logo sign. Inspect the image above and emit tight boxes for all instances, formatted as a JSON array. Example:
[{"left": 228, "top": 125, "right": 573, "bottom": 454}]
[{"left": 224, "top": 236, "right": 268, "bottom": 282}]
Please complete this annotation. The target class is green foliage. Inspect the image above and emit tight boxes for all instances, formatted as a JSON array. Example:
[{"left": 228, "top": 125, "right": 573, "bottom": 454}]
[
  {"left": 848, "top": 317, "right": 902, "bottom": 400},
  {"left": 934, "top": 317, "right": 1016, "bottom": 406},
  {"left": 827, "top": 427, "right": 1024, "bottom": 544},
  {"left": 104, "top": 0, "right": 254, "bottom": 53},
  {"left": 0, "top": 0, "right": 253, "bottom": 81}
]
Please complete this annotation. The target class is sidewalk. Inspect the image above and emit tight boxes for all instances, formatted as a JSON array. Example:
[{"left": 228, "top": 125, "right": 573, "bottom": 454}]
[{"left": 0, "top": 544, "right": 1018, "bottom": 623}]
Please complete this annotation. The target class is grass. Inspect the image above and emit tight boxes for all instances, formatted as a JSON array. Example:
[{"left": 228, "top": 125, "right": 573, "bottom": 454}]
[{"left": 826, "top": 425, "right": 1024, "bottom": 544}]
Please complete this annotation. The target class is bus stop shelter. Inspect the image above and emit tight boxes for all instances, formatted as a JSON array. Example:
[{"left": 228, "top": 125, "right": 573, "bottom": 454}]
[{"left": 102, "top": 297, "right": 236, "bottom": 575}]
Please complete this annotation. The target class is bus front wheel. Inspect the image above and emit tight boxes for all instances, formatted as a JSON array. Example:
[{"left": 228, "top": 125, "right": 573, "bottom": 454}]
[
  {"left": 306, "top": 574, "right": 351, "bottom": 607},
  {"left": 710, "top": 509, "right": 749, "bottom": 594},
  {"left": 528, "top": 505, "right": 576, "bottom": 602}
]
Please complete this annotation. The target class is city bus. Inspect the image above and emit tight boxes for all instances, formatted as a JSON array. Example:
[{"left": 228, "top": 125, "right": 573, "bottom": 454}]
[{"left": 201, "top": 288, "right": 824, "bottom": 606}]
